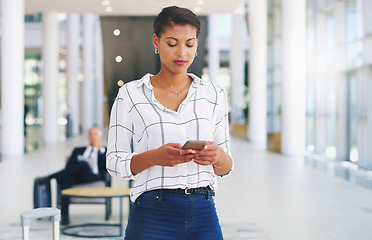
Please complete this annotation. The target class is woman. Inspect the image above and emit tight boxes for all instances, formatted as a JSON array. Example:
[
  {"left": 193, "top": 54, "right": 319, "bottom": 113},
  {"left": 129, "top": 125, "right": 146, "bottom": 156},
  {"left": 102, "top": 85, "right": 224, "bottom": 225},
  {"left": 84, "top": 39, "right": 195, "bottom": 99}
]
[{"left": 107, "top": 6, "right": 233, "bottom": 240}]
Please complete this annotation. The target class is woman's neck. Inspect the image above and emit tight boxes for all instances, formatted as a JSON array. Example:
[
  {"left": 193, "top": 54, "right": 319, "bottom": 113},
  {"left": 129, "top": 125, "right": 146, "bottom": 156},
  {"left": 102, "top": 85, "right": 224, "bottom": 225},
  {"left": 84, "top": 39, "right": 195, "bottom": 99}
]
[{"left": 155, "top": 71, "right": 190, "bottom": 88}]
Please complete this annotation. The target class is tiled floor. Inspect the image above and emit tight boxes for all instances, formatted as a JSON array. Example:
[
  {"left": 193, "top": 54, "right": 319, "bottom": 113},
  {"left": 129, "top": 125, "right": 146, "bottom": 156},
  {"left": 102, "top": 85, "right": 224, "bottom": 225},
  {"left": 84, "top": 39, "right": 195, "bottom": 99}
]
[{"left": 1, "top": 134, "right": 372, "bottom": 239}]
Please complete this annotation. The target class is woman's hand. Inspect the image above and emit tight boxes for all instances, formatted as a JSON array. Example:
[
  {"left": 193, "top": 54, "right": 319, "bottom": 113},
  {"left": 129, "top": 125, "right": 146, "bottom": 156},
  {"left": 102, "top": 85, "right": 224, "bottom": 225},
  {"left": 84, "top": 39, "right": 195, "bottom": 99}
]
[
  {"left": 131, "top": 142, "right": 231, "bottom": 176},
  {"left": 155, "top": 143, "right": 196, "bottom": 167},
  {"left": 131, "top": 143, "right": 199, "bottom": 175},
  {"left": 192, "top": 141, "right": 232, "bottom": 176},
  {"left": 191, "top": 141, "right": 220, "bottom": 166}
]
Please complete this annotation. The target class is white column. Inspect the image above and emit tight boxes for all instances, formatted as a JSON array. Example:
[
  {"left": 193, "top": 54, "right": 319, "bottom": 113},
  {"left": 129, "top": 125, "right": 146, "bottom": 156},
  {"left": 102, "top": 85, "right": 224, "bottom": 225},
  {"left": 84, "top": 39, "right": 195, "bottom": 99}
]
[
  {"left": 230, "top": 7, "right": 246, "bottom": 124},
  {"left": 42, "top": 11, "right": 59, "bottom": 144},
  {"left": 1, "top": 0, "right": 25, "bottom": 155},
  {"left": 247, "top": 0, "right": 267, "bottom": 148},
  {"left": 82, "top": 14, "right": 95, "bottom": 131},
  {"left": 336, "top": 76, "right": 348, "bottom": 161},
  {"left": 281, "top": 0, "right": 306, "bottom": 156},
  {"left": 94, "top": 16, "right": 104, "bottom": 127},
  {"left": 208, "top": 14, "right": 219, "bottom": 83},
  {"left": 367, "top": 71, "right": 372, "bottom": 169},
  {"left": 67, "top": 14, "right": 81, "bottom": 136}
]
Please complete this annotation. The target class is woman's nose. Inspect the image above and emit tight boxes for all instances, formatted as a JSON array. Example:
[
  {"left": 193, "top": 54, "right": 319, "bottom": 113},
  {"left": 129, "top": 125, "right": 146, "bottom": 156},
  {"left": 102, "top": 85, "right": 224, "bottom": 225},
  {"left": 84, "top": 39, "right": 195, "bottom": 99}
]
[{"left": 177, "top": 46, "right": 186, "bottom": 57}]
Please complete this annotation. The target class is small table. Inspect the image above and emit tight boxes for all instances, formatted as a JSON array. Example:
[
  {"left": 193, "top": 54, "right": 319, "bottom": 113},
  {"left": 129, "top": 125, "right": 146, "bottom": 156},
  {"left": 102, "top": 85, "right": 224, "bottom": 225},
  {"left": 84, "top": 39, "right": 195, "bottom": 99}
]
[{"left": 61, "top": 187, "right": 130, "bottom": 238}]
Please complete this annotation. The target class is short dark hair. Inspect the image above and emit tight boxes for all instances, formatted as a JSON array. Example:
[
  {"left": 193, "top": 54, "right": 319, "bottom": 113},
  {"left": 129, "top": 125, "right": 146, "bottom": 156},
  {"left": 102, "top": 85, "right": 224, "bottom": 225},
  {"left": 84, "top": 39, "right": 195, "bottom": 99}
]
[{"left": 154, "top": 6, "right": 200, "bottom": 38}]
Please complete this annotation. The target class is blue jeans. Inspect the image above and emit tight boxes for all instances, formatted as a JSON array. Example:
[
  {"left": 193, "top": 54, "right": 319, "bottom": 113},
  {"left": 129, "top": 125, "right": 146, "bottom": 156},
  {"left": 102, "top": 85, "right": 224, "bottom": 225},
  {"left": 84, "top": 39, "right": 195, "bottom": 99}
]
[{"left": 124, "top": 189, "right": 223, "bottom": 240}]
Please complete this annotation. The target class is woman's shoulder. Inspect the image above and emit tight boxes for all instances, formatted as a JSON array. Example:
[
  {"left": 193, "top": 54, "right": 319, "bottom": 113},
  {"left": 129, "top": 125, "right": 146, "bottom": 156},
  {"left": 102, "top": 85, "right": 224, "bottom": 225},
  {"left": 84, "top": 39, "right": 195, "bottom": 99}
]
[
  {"left": 190, "top": 75, "right": 225, "bottom": 96},
  {"left": 118, "top": 73, "right": 152, "bottom": 95},
  {"left": 204, "top": 81, "right": 224, "bottom": 92}
]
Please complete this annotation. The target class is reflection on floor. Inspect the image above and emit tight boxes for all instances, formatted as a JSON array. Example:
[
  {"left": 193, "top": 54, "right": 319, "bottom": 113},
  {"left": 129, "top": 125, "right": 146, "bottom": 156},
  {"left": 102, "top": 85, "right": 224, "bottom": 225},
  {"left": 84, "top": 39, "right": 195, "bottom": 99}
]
[{"left": 1, "top": 134, "right": 372, "bottom": 240}]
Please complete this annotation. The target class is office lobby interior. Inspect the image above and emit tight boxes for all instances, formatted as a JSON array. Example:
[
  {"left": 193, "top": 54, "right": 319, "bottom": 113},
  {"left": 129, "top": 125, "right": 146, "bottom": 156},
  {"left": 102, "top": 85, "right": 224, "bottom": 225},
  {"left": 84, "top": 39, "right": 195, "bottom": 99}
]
[{"left": 1, "top": 0, "right": 372, "bottom": 239}]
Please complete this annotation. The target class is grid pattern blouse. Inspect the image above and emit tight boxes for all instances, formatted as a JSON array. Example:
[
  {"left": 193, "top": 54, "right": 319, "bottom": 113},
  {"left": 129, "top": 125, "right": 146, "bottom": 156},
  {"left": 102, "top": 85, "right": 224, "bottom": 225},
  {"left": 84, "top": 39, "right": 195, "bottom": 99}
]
[{"left": 106, "top": 73, "right": 232, "bottom": 202}]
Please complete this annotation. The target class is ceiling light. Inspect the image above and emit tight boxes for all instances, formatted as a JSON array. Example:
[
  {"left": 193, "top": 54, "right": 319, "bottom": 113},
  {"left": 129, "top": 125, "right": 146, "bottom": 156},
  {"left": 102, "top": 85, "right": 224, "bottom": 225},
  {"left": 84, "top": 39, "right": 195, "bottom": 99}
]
[
  {"left": 196, "top": 0, "right": 204, "bottom": 6},
  {"left": 77, "top": 73, "right": 84, "bottom": 82},
  {"left": 102, "top": 0, "right": 110, "bottom": 6},
  {"left": 117, "top": 80, "right": 124, "bottom": 87},
  {"left": 115, "top": 56, "right": 123, "bottom": 63},
  {"left": 194, "top": 7, "right": 201, "bottom": 13},
  {"left": 105, "top": 6, "right": 113, "bottom": 12},
  {"left": 113, "top": 29, "right": 121, "bottom": 36},
  {"left": 60, "top": 48, "right": 67, "bottom": 55}
]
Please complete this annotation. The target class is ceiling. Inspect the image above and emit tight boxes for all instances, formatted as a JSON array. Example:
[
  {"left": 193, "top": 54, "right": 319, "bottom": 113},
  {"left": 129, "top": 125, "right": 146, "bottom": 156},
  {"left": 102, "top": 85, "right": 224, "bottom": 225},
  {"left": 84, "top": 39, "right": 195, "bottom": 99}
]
[{"left": 23, "top": 0, "right": 245, "bottom": 16}]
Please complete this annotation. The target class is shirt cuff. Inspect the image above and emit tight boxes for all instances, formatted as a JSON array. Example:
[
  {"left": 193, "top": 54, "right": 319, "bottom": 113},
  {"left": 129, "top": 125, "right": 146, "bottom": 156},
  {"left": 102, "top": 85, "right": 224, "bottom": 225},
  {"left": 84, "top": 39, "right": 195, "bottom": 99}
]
[{"left": 124, "top": 152, "right": 139, "bottom": 180}]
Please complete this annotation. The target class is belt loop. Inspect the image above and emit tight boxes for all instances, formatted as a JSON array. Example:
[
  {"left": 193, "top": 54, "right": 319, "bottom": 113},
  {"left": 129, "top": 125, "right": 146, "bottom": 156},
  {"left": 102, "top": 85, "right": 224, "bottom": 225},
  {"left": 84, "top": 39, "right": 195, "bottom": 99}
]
[{"left": 206, "top": 187, "right": 211, "bottom": 200}]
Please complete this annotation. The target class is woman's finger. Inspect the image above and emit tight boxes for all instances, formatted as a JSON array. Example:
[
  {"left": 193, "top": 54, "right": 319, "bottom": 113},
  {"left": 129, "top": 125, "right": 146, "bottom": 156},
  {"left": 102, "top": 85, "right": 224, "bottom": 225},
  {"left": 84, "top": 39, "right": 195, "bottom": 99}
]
[
  {"left": 179, "top": 148, "right": 195, "bottom": 155},
  {"left": 192, "top": 159, "right": 212, "bottom": 165}
]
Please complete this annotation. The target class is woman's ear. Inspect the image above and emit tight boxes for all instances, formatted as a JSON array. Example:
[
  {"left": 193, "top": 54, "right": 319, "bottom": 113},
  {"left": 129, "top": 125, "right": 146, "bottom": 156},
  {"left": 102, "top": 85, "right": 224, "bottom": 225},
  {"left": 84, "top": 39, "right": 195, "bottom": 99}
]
[{"left": 153, "top": 34, "right": 159, "bottom": 51}]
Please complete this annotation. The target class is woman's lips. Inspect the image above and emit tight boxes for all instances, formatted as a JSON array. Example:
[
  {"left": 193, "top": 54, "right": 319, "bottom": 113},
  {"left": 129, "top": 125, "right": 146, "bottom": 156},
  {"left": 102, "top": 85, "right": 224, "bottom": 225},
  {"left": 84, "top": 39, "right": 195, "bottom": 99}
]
[{"left": 174, "top": 60, "right": 187, "bottom": 66}]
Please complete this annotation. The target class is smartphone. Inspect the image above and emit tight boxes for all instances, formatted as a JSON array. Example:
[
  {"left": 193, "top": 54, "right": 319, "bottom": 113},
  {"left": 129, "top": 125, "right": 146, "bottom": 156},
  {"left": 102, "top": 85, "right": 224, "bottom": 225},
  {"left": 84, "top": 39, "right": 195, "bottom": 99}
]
[{"left": 181, "top": 140, "right": 207, "bottom": 150}]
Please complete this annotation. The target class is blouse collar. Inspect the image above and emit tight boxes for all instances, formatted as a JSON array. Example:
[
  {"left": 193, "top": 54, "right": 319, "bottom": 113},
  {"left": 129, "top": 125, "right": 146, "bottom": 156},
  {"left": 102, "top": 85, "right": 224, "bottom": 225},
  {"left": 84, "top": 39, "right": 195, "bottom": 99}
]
[
  {"left": 135, "top": 73, "right": 204, "bottom": 113},
  {"left": 136, "top": 73, "right": 205, "bottom": 89}
]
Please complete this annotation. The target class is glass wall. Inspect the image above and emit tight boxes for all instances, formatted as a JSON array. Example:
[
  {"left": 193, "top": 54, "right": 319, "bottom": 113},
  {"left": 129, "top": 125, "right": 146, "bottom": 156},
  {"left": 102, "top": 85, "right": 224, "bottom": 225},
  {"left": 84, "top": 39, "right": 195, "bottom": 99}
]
[
  {"left": 24, "top": 56, "right": 43, "bottom": 152},
  {"left": 202, "top": 13, "right": 249, "bottom": 124},
  {"left": 23, "top": 50, "right": 69, "bottom": 152},
  {"left": 267, "top": 0, "right": 282, "bottom": 133},
  {"left": 305, "top": 0, "right": 372, "bottom": 170}
]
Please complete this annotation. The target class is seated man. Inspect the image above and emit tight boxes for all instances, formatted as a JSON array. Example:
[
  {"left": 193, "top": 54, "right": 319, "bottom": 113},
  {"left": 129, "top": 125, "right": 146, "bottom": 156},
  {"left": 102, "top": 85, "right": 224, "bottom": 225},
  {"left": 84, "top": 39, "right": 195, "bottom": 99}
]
[{"left": 37, "top": 127, "right": 107, "bottom": 225}]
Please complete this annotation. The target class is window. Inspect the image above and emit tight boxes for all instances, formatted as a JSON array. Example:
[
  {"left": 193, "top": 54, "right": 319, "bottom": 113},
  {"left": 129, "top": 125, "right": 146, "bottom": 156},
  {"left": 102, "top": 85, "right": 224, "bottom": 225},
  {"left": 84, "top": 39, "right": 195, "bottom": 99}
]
[
  {"left": 347, "top": 72, "right": 358, "bottom": 162},
  {"left": 346, "top": 0, "right": 363, "bottom": 42}
]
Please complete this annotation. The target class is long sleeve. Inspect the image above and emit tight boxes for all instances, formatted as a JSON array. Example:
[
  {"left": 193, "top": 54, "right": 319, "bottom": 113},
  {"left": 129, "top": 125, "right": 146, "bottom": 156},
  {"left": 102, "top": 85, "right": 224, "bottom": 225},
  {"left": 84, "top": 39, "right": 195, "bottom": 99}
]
[
  {"left": 213, "top": 85, "right": 233, "bottom": 176},
  {"left": 66, "top": 147, "right": 82, "bottom": 167},
  {"left": 106, "top": 88, "right": 138, "bottom": 180}
]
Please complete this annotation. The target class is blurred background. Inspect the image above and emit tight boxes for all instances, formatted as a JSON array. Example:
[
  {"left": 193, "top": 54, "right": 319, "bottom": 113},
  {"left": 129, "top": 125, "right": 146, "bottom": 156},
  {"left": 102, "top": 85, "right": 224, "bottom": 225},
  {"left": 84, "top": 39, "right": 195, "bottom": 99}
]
[{"left": 1, "top": 0, "right": 372, "bottom": 239}]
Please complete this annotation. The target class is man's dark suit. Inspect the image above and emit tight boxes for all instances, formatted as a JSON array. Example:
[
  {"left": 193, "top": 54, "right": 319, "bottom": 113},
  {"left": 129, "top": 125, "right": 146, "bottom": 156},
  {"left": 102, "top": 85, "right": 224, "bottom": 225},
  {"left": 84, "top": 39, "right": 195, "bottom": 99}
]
[{"left": 52, "top": 146, "right": 107, "bottom": 216}]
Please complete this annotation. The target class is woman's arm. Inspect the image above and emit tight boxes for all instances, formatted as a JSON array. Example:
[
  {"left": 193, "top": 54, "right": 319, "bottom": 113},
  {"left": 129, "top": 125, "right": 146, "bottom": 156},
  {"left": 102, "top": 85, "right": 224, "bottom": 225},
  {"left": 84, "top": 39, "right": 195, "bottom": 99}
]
[
  {"left": 130, "top": 143, "right": 196, "bottom": 175},
  {"left": 212, "top": 146, "right": 233, "bottom": 176},
  {"left": 192, "top": 85, "right": 233, "bottom": 176},
  {"left": 106, "top": 89, "right": 138, "bottom": 180}
]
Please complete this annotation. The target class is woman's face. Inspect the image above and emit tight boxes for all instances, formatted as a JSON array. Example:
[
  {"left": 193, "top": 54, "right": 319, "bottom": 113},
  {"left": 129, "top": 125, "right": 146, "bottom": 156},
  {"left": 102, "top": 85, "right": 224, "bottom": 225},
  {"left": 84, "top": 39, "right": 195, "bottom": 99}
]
[{"left": 153, "top": 24, "right": 198, "bottom": 75}]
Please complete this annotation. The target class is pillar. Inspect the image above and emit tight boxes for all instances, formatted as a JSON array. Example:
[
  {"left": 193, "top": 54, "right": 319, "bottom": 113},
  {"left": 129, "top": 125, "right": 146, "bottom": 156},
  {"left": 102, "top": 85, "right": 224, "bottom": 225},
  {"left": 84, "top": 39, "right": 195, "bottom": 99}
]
[
  {"left": 94, "top": 16, "right": 104, "bottom": 127},
  {"left": 230, "top": 6, "right": 246, "bottom": 124},
  {"left": 82, "top": 14, "right": 95, "bottom": 132},
  {"left": 208, "top": 14, "right": 219, "bottom": 83},
  {"left": 247, "top": 0, "right": 268, "bottom": 148},
  {"left": 42, "top": 11, "right": 59, "bottom": 144},
  {"left": 281, "top": 0, "right": 306, "bottom": 156},
  {"left": 336, "top": 76, "right": 348, "bottom": 161},
  {"left": 67, "top": 13, "right": 81, "bottom": 136},
  {"left": 1, "top": 0, "right": 25, "bottom": 155}
]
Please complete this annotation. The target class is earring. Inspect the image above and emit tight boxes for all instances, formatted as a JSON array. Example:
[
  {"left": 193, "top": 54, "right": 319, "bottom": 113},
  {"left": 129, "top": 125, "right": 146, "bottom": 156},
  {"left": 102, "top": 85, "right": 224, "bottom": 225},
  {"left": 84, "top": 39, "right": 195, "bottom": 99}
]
[
  {"left": 195, "top": 52, "right": 198, "bottom": 57},
  {"left": 155, "top": 49, "right": 159, "bottom": 54}
]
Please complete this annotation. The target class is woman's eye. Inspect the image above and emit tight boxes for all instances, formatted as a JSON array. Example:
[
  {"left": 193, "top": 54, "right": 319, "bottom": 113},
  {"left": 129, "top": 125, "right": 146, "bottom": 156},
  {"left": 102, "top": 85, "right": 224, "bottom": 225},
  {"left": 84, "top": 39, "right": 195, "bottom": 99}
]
[
  {"left": 187, "top": 45, "right": 194, "bottom": 48},
  {"left": 168, "top": 43, "right": 176, "bottom": 47}
]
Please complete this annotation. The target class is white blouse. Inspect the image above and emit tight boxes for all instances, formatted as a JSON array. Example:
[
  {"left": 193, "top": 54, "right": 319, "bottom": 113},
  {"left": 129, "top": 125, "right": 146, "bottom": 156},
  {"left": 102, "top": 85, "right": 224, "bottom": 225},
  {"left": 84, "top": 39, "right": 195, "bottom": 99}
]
[{"left": 106, "top": 73, "right": 232, "bottom": 202}]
